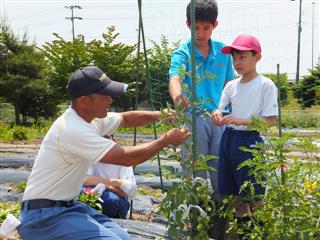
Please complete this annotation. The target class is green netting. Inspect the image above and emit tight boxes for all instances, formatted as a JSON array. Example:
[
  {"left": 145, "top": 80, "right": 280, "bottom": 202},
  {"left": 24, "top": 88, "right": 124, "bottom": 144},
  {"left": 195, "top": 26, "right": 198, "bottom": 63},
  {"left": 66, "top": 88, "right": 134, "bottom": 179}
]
[
  {"left": 276, "top": 65, "right": 320, "bottom": 129},
  {"left": 134, "top": 0, "right": 320, "bottom": 199},
  {"left": 135, "top": 0, "right": 164, "bottom": 194},
  {"left": 149, "top": 74, "right": 171, "bottom": 110}
]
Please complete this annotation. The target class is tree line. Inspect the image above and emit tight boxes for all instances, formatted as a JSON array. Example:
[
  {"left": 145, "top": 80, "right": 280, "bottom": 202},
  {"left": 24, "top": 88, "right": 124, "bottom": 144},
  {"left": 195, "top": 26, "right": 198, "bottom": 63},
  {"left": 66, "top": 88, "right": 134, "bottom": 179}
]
[{"left": 0, "top": 21, "right": 319, "bottom": 125}]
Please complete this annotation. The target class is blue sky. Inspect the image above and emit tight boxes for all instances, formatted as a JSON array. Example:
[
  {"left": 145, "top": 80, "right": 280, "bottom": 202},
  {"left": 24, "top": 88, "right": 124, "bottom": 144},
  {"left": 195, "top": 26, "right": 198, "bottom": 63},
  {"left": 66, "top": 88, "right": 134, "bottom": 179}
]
[{"left": 1, "top": 0, "right": 319, "bottom": 79}]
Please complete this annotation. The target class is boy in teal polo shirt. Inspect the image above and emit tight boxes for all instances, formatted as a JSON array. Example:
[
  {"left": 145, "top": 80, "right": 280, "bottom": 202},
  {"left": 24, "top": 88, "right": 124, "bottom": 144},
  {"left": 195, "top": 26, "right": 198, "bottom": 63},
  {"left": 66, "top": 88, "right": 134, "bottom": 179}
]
[{"left": 169, "top": 0, "right": 234, "bottom": 196}]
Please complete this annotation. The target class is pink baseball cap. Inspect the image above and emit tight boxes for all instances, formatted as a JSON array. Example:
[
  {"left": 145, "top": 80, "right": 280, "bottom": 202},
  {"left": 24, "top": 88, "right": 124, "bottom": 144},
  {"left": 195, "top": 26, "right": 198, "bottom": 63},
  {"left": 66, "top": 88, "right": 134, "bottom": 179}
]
[{"left": 221, "top": 34, "right": 261, "bottom": 54}]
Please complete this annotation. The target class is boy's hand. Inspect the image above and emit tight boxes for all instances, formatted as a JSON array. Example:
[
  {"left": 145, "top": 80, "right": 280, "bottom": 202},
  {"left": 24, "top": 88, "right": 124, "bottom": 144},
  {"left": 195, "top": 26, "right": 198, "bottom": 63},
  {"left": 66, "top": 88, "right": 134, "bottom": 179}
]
[
  {"left": 211, "top": 110, "right": 223, "bottom": 125},
  {"left": 106, "top": 186, "right": 127, "bottom": 198},
  {"left": 163, "top": 128, "right": 190, "bottom": 145},
  {"left": 172, "top": 93, "right": 189, "bottom": 108},
  {"left": 221, "top": 115, "right": 243, "bottom": 125}
]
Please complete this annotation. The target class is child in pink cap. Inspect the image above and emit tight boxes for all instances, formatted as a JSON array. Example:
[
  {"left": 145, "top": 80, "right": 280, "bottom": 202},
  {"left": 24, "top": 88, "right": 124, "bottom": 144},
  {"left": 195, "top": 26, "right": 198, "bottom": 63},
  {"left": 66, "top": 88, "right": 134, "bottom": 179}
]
[{"left": 212, "top": 34, "right": 278, "bottom": 237}]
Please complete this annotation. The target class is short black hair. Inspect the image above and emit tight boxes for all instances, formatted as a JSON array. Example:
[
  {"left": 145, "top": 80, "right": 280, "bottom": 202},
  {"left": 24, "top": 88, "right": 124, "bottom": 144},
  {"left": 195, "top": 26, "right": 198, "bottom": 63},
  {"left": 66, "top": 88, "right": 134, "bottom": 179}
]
[
  {"left": 231, "top": 49, "right": 257, "bottom": 56},
  {"left": 186, "top": 0, "right": 218, "bottom": 24}
]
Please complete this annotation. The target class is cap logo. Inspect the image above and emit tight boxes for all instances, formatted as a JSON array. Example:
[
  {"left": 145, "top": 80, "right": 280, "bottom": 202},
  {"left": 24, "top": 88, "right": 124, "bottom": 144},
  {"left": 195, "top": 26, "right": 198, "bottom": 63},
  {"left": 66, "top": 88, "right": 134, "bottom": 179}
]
[{"left": 99, "top": 73, "right": 107, "bottom": 81}]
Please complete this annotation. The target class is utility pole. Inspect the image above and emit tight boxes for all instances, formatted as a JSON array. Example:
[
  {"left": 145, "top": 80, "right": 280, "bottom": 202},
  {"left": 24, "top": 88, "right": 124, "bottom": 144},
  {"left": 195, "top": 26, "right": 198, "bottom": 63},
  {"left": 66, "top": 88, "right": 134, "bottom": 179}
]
[
  {"left": 296, "top": 0, "right": 302, "bottom": 83},
  {"left": 312, "top": 1, "right": 315, "bottom": 70},
  {"left": 0, "top": 0, "right": 4, "bottom": 17},
  {"left": 65, "top": 5, "right": 82, "bottom": 41}
]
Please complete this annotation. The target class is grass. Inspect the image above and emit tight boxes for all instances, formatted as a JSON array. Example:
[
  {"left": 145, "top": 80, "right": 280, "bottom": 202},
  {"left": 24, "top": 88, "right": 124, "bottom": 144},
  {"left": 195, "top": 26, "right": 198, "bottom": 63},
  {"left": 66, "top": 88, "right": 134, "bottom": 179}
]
[
  {"left": 281, "top": 110, "right": 320, "bottom": 129},
  {"left": 10, "top": 181, "right": 27, "bottom": 193},
  {"left": 0, "top": 122, "right": 52, "bottom": 141},
  {"left": 139, "top": 172, "right": 157, "bottom": 178},
  {"left": 0, "top": 202, "right": 21, "bottom": 222},
  {"left": 0, "top": 102, "right": 53, "bottom": 141},
  {"left": 279, "top": 92, "right": 320, "bottom": 129},
  {"left": 115, "top": 122, "right": 171, "bottom": 135},
  {"left": 136, "top": 186, "right": 163, "bottom": 198},
  {"left": 0, "top": 103, "right": 15, "bottom": 123}
]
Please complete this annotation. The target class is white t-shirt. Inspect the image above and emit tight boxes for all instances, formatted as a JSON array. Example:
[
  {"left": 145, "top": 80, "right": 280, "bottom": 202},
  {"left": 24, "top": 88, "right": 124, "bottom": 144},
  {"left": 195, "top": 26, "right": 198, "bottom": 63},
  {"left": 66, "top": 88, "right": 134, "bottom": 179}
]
[
  {"left": 87, "top": 163, "right": 137, "bottom": 199},
  {"left": 219, "top": 74, "right": 278, "bottom": 130},
  {"left": 23, "top": 107, "right": 121, "bottom": 201}
]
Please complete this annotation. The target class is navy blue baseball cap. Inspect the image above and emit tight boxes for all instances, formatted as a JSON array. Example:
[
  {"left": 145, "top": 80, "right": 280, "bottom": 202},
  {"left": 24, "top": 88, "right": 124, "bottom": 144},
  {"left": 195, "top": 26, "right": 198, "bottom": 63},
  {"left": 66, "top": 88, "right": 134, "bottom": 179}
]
[{"left": 67, "top": 66, "right": 127, "bottom": 99}]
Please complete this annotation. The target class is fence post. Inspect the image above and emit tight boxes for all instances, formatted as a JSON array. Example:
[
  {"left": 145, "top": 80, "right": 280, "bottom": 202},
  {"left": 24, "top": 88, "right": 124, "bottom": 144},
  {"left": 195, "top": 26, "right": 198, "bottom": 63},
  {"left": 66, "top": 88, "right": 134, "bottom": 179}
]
[{"left": 276, "top": 64, "right": 282, "bottom": 137}]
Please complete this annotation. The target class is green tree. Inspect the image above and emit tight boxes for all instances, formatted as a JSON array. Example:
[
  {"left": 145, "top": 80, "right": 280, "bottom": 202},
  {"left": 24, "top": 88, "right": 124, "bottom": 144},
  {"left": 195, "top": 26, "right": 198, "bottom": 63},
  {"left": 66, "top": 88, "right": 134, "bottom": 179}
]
[
  {"left": 43, "top": 27, "right": 137, "bottom": 110},
  {"left": 293, "top": 65, "right": 320, "bottom": 108},
  {"left": 87, "top": 26, "right": 137, "bottom": 111},
  {"left": 147, "top": 36, "right": 180, "bottom": 109},
  {"left": 0, "top": 21, "right": 56, "bottom": 124},
  {"left": 42, "top": 33, "right": 91, "bottom": 102}
]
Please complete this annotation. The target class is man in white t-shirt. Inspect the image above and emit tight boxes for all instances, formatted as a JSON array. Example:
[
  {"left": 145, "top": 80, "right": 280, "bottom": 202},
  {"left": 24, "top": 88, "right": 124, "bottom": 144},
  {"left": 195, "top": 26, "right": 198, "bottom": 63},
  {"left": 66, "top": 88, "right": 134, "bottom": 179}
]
[{"left": 18, "top": 66, "right": 190, "bottom": 240}]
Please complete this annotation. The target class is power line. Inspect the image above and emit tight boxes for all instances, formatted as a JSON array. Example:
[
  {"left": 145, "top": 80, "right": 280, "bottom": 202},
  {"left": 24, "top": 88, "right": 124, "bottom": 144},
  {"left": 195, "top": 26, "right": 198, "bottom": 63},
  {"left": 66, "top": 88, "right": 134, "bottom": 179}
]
[{"left": 65, "top": 5, "right": 82, "bottom": 41}]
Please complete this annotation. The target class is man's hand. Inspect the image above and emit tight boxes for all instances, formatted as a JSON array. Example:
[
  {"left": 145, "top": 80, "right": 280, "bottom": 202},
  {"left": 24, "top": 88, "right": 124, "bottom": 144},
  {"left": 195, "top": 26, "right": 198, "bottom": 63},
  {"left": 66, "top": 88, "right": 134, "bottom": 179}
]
[
  {"left": 162, "top": 128, "right": 190, "bottom": 145},
  {"left": 161, "top": 108, "right": 177, "bottom": 124},
  {"left": 172, "top": 93, "right": 189, "bottom": 108},
  {"left": 211, "top": 110, "right": 223, "bottom": 125}
]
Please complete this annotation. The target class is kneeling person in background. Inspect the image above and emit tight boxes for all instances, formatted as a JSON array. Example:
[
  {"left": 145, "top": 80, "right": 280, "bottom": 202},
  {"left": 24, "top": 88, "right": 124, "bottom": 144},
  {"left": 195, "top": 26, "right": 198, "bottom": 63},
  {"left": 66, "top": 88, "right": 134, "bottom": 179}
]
[{"left": 84, "top": 161, "right": 136, "bottom": 219}]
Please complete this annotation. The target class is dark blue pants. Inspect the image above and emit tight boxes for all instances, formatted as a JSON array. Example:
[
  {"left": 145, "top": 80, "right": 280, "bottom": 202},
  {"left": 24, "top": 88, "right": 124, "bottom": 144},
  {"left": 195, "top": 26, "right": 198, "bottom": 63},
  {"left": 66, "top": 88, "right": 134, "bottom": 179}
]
[
  {"left": 18, "top": 200, "right": 131, "bottom": 240},
  {"left": 100, "top": 190, "right": 130, "bottom": 219},
  {"left": 81, "top": 186, "right": 130, "bottom": 219},
  {"left": 218, "top": 127, "right": 265, "bottom": 200}
]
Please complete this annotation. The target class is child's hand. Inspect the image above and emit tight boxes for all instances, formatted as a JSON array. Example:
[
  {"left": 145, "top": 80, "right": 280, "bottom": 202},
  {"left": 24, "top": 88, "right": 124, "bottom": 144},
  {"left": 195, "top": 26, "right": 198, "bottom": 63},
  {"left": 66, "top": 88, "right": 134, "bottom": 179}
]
[
  {"left": 106, "top": 186, "right": 128, "bottom": 198},
  {"left": 211, "top": 110, "right": 223, "bottom": 125},
  {"left": 172, "top": 93, "right": 189, "bottom": 108},
  {"left": 221, "top": 115, "right": 240, "bottom": 125}
]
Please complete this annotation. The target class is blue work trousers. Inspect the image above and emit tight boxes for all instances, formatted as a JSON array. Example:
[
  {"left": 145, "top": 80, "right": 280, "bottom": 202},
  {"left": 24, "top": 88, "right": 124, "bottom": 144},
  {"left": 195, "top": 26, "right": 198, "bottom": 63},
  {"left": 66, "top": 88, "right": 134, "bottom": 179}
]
[
  {"left": 18, "top": 200, "right": 132, "bottom": 240},
  {"left": 181, "top": 114, "right": 225, "bottom": 193}
]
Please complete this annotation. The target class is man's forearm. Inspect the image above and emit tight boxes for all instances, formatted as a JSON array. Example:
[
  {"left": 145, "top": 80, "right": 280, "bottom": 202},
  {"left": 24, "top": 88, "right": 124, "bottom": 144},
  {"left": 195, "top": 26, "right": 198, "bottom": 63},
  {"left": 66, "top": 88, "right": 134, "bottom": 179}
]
[
  {"left": 84, "top": 176, "right": 110, "bottom": 186},
  {"left": 120, "top": 110, "right": 160, "bottom": 128},
  {"left": 100, "top": 128, "right": 189, "bottom": 167},
  {"left": 84, "top": 176, "right": 123, "bottom": 187},
  {"left": 122, "top": 137, "right": 168, "bottom": 166},
  {"left": 100, "top": 135, "right": 168, "bottom": 167}
]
